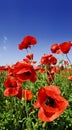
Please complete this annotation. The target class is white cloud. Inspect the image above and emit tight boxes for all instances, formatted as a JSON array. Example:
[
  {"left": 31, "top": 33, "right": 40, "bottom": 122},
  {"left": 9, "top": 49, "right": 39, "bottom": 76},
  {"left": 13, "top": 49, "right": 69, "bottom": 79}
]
[
  {"left": 3, "top": 36, "right": 8, "bottom": 43},
  {"left": 4, "top": 36, "right": 7, "bottom": 40},
  {"left": 3, "top": 46, "right": 7, "bottom": 51}
]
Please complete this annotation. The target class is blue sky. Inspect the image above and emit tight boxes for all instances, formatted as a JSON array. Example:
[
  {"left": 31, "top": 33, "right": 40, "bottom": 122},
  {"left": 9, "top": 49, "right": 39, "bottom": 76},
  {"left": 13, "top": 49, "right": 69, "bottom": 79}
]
[{"left": 0, "top": 0, "right": 72, "bottom": 65}]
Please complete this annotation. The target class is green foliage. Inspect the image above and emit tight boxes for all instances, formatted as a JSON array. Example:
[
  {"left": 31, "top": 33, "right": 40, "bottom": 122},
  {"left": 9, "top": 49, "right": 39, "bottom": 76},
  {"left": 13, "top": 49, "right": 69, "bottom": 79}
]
[{"left": 0, "top": 71, "right": 72, "bottom": 130}]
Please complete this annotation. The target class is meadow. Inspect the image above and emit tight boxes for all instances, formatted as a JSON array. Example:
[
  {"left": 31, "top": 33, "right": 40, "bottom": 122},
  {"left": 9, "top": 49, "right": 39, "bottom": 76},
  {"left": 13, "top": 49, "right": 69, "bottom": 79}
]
[{"left": 0, "top": 36, "right": 72, "bottom": 130}]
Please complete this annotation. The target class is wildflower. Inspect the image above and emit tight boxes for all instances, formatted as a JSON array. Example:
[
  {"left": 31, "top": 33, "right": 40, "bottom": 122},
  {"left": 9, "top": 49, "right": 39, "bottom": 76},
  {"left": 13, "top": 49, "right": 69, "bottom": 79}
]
[
  {"left": 26, "top": 53, "right": 34, "bottom": 60},
  {"left": 25, "top": 53, "right": 37, "bottom": 65},
  {"left": 50, "top": 43, "right": 61, "bottom": 54},
  {"left": 68, "top": 75, "right": 72, "bottom": 81},
  {"left": 18, "top": 35, "right": 37, "bottom": 50},
  {"left": 23, "top": 57, "right": 31, "bottom": 64},
  {"left": 60, "top": 41, "right": 71, "bottom": 54},
  {"left": 8, "top": 62, "right": 37, "bottom": 82},
  {"left": 4, "top": 76, "right": 22, "bottom": 99},
  {"left": 22, "top": 89, "right": 33, "bottom": 100},
  {"left": 34, "top": 85, "right": 69, "bottom": 122},
  {"left": 64, "top": 60, "right": 69, "bottom": 65},
  {"left": 40, "top": 54, "right": 57, "bottom": 65},
  {"left": 50, "top": 66, "right": 56, "bottom": 75},
  {"left": 49, "top": 56, "right": 57, "bottom": 65},
  {"left": 0, "top": 65, "right": 9, "bottom": 71}
]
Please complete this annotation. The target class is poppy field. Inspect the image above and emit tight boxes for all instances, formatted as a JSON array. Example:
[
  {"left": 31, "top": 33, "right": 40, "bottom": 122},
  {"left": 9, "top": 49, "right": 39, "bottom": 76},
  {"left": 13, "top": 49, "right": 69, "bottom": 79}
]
[{"left": 0, "top": 36, "right": 72, "bottom": 130}]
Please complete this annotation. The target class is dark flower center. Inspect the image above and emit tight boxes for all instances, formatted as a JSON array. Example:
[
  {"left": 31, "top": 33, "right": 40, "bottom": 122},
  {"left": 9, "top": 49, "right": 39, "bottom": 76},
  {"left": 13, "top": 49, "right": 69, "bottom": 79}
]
[
  {"left": 45, "top": 97, "right": 55, "bottom": 107},
  {"left": 21, "top": 71, "right": 31, "bottom": 77},
  {"left": 10, "top": 83, "right": 17, "bottom": 88},
  {"left": 10, "top": 85, "right": 14, "bottom": 88},
  {"left": 24, "top": 71, "right": 31, "bottom": 75}
]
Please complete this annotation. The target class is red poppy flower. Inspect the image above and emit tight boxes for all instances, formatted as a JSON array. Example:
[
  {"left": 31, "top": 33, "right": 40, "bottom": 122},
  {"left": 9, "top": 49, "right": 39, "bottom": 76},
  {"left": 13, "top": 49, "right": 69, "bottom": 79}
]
[
  {"left": 34, "top": 66, "right": 41, "bottom": 71},
  {"left": 68, "top": 75, "right": 72, "bottom": 81},
  {"left": 34, "top": 85, "right": 68, "bottom": 122},
  {"left": 62, "top": 74, "right": 66, "bottom": 78},
  {"left": 22, "top": 89, "right": 33, "bottom": 100},
  {"left": 40, "top": 54, "right": 52, "bottom": 65},
  {"left": 60, "top": 41, "right": 71, "bottom": 54},
  {"left": 26, "top": 53, "right": 34, "bottom": 60},
  {"left": 40, "top": 54, "right": 57, "bottom": 65},
  {"left": 18, "top": 35, "right": 37, "bottom": 50},
  {"left": 50, "top": 44, "right": 61, "bottom": 54},
  {"left": 49, "top": 56, "right": 57, "bottom": 65},
  {"left": 64, "top": 60, "right": 69, "bottom": 65},
  {"left": 4, "top": 76, "right": 22, "bottom": 98},
  {"left": 55, "top": 66, "right": 62, "bottom": 74},
  {"left": 9, "top": 62, "right": 37, "bottom": 82},
  {"left": 50, "top": 66, "right": 56, "bottom": 74},
  {"left": 32, "top": 61, "right": 37, "bottom": 64},
  {"left": 0, "top": 65, "right": 9, "bottom": 71},
  {"left": 25, "top": 53, "right": 37, "bottom": 65},
  {"left": 23, "top": 58, "right": 31, "bottom": 64},
  {"left": 16, "top": 87, "right": 23, "bottom": 99}
]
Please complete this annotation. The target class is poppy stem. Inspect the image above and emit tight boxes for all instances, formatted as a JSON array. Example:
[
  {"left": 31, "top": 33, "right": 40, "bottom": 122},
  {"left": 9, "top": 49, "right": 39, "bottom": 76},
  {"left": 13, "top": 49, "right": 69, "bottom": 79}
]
[
  {"left": 26, "top": 48, "right": 29, "bottom": 53},
  {"left": 66, "top": 54, "right": 72, "bottom": 66},
  {"left": 24, "top": 91, "right": 29, "bottom": 128}
]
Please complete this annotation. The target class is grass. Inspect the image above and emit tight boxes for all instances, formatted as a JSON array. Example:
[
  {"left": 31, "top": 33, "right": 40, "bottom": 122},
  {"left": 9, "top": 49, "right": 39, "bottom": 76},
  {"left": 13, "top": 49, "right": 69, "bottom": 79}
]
[{"left": 0, "top": 70, "right": 72, "bottom": 130}]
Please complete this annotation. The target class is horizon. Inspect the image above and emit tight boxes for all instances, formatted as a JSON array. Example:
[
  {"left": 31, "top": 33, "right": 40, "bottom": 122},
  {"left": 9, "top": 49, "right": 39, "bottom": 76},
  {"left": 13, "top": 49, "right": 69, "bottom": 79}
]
[{"left": 0, "top": 0, "right": 72, "bottom": 66}]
